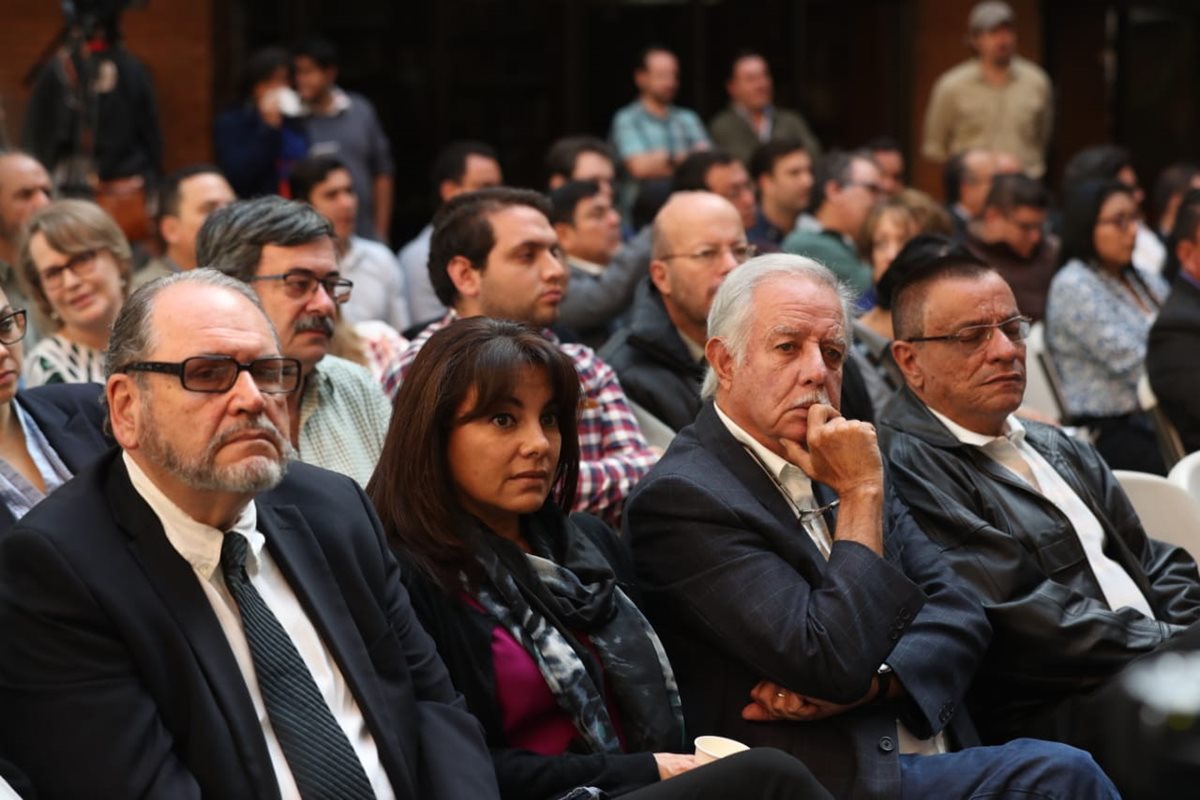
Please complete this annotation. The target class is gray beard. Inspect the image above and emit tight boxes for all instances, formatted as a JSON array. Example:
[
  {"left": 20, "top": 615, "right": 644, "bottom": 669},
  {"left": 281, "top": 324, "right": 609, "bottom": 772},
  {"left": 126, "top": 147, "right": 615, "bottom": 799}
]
[{"left": 140, "top": 405, "right": 294, "bottom": 495}]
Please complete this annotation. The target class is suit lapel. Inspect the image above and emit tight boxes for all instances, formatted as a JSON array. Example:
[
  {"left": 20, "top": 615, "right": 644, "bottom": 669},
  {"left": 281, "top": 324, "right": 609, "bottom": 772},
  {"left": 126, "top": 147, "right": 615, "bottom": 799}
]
[
  {"left": 109, "top": 459, "right": 280, "bottom": 797},
  {"left": 256, "top": 500, "right": 417, "bottom": 798},
  {"left": 693, "top": 402, "right": 829, "bottom": 566},
  {"left": 18, "top": 389, "right": 111, "bottom": 473}
]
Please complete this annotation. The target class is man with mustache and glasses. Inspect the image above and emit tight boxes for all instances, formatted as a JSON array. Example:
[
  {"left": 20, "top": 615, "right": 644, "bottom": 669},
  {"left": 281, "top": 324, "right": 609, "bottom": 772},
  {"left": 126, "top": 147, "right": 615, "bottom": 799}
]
[
  {"left": 625, "top": 254, "right": 1117, "bottom": 799},
  {"left": 878, "top": 253, "right": 1200, "bottom": 794},
  {"left": 196, "top": 195, "right": 391, "bottom": 486},
  {"left": 0, "top": 269, "right": 499, "bottom": 799}
]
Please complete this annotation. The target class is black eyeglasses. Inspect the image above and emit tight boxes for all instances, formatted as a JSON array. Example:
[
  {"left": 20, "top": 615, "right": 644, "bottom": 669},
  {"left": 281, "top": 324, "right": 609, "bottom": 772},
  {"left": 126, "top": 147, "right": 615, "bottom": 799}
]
[
  {"left": 119, "top": 356, "right": 302, "bottom": 394},
  {"left": 903, "top": 315, "right": 1032, "bottom": 349},
  {"left": 248, "top": 270, "right": 353, "bottom": 303},
  {"left": 0, "top": 309, "right": 27, "bottom": 345}
]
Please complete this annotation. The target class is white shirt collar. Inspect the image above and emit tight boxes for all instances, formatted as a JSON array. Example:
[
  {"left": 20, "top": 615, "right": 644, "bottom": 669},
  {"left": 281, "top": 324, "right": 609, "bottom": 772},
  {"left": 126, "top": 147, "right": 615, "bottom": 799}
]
[
  {"left": 714, "top": 402, "right": 798, "bottom": 484},
  {"left": 123, "top": 452, "right": 262, "bottom": 580},
  {"left": 567, "top": 255, "right": 607, "bottom": 277},
  {"left": 928, "top": 407, "right": 1026, "bottom": 449}
]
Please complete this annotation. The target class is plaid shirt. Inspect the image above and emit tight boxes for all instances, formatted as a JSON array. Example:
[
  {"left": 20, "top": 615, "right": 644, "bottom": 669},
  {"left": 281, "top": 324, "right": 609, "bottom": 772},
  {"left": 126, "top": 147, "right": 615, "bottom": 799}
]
[
  {"left": 298, "top": 355, "right": 393, "bottom": 487},
  {"left": 399, "top": 313, "right": 658, "bottom": 525}
]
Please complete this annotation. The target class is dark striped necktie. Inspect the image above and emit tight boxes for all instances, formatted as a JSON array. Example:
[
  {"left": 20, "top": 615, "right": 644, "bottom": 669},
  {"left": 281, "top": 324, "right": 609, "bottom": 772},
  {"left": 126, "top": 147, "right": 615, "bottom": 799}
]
[{"left": 221, "top": 532, "right": 376, "bottom": 799}]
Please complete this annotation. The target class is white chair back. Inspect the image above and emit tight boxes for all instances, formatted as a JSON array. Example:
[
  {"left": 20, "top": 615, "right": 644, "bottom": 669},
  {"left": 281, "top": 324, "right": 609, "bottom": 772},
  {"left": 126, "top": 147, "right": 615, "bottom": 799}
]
[
  {"left": 1168, "top": 451, "right": 1200, "bottom": 503},
  {"left": 1113, "top": 469, "right": 1200, "bottom": 564},
  {"left": 1022, "top": 322, "right": 1064, "bottom": 422},
  {"left": 628, "top": 399, "right": 676, "bottom": 451}
]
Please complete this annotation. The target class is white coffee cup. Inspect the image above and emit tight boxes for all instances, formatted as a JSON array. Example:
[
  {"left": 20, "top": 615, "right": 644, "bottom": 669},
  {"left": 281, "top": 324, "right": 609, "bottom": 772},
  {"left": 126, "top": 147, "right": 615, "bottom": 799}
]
[{"left": 693, "top": 735, "right": 750, "bottom": 765}]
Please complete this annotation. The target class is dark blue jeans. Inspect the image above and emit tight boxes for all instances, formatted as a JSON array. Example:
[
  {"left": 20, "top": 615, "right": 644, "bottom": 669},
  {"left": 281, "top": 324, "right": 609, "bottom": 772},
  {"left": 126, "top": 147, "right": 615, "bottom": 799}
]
[{"left": 899, "top": 738, "right": 1118, "bottom": 799}]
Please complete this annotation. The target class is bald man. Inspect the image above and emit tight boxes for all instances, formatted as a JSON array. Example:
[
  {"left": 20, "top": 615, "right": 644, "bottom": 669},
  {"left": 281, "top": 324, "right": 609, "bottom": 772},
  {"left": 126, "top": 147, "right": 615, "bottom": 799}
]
[
  {"left": 601, "top": 191, "right": 751, "bottom": 430},
  {"left": 0, "top": 152, "right": 52, "bottom": 340}
]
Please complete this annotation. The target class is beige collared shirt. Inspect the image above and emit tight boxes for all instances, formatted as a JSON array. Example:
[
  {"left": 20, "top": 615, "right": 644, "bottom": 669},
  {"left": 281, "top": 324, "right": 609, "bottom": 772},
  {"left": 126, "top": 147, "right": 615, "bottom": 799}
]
[{"left": 125, "top": 453, "right": 395, "bottom": 799}]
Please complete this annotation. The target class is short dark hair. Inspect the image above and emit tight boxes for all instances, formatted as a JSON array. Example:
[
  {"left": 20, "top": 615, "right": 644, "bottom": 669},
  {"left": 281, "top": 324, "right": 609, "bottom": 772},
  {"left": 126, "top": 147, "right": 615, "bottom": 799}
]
[
  {"left": 748, "top": 139, "right": 807, "bottom": 182},
  {"left": 1165, "top": 188, "right": 1200, "bottom": 281},
  {"left": 431, "top": 140, "right": 499, "bottom": 193},
  {"left": 367, "top": 316, "right": 581, "bottom": 591},
  {"left": 671, "top": 150, "right": 738, "bottom": 194},
  {"left": 727, "top": 49, "right": 765, "bottom": 81},
  {"left": 195, "top": 195, "right": 334, "bottom": 281},
  {"left": 1060, "top": 178, "right": 1134, "bottom": 266},
  {"left": 427, "top": 187, "right": 552, "bottom": 307},
  {"left": 157, "top": 164, "right": 225, "bottom": 221},
  {"left": 943, "top": 152, "right": 968, "bottom": 206},
  {"left": 864, "top": 136, "right": 902, "bottom": 155},
  {"left": 292, "top": 37, "right": 338, "bottom": 69},
  {"left": 543, "top": 136, "right": 613, "bottom": 186},
  {"left": 241, "top": 46, "right": 289, "bottom": 98},
  {"left": 811, "top": 149, "right": 871, "bottom": 210},
  {"left": 890, "top": 242, "right": 993, "bottom": 340},
  {"left": 984, "top": 173, "right": 1049, "bottom": 214},
  {"left": 1062, "top": 145, "right": 1133, "bottom": 193},
  {"left": 548, "top": 180, "right": 603, "bottom": 226},
  {"left": 1152, "top": 162, "right": 1200, "bottom": 232},
  {"left": 289, "top": 154, "right": 351, "bottom": 203}
]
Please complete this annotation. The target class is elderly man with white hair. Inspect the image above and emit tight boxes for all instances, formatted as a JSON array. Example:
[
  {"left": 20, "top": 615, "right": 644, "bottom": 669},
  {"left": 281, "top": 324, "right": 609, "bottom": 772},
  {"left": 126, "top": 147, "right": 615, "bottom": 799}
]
[{"left": 624, "top": 253, "right": 1117, "bottom": 799}]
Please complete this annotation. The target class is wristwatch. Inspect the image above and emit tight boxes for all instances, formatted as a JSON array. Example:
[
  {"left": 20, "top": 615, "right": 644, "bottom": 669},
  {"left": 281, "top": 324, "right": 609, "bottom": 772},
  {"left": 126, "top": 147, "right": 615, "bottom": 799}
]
[{"left": 875, "top": 663, "right": 894, "bottom": 702}]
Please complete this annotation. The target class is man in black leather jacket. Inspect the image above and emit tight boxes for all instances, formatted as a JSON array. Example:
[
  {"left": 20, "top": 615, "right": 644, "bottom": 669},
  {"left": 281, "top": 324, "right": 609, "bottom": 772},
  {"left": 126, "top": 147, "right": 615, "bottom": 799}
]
[{"left": 878, "top": 253, "right": 1200, "bottom": 786}]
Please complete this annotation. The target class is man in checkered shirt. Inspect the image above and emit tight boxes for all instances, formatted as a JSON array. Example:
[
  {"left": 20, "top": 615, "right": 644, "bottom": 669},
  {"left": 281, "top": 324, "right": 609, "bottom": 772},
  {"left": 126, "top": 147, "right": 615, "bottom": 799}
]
[{"left": 398, "top": 187, "right": 658, "bottom": 525}]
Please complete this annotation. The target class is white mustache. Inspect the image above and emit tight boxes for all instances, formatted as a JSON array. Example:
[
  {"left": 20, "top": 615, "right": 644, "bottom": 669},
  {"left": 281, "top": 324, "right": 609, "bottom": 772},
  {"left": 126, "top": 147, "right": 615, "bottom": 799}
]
[{"left": 789, "top": 390, "right": 831, "bottom": 410}]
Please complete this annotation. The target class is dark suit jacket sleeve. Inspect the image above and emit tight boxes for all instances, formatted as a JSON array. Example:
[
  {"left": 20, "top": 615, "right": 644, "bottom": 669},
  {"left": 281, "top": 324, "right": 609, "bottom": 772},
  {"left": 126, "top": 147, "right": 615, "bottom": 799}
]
[
  {"left": 0, "top": 527, "right": 202, "bottom": 799},
  {"left": 877, "top": 491, "right": 991, "bottom": 738},
  {"left": 353, "top": 484, "right": 501, "bottom": 799},
  {"left": 628, "top": 471, "right": 927, "bottom": 705},
  {"left": 884, "top": 437, "right": 1180, "bottom": 689},
  {"left": 1147, "top": 291, "right": 1200, "bottom": 453}
]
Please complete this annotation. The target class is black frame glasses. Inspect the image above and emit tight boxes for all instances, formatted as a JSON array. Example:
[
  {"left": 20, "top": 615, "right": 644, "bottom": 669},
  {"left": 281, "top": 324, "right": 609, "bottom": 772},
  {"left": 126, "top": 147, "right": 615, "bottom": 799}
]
[
  {"left": 903, "top": 315, "right": 1032, "bottom": 348},
  {"left": 119, "top": 356, "right": 302, "bottom": 394},
  {"left": 0, "top": 309, "right": 28, "bottom": 346},
  {"left": 248, "top": 270, "right": 353, "bottom": 303}
]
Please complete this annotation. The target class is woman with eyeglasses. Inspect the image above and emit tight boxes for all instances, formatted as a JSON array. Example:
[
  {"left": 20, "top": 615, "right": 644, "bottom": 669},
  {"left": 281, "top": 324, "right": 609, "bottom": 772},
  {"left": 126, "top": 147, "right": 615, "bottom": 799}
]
[
  {"left": 18, "top": 200, "right": 132, "bottom": 387},
  {"left": 368, "top": 317, "right": 829, "bottom": 800},
  {"left": 1045, "top": 179, "right": 1170, "bottom": 473},
  {"left": 0, "top": 286, "right": 110, "bottom": 535}
]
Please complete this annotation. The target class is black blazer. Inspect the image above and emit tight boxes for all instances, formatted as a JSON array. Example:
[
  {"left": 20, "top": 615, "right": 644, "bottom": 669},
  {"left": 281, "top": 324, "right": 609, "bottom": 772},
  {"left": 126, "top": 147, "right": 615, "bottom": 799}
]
[
  {"left": 0, "top": 452, "right": 500, "bottom": 799},
  {"left": 625, "top": 401, "right": 990, "bottom": 800},
  {"left": 1147, "top": 276, "right": 1200, "bottom": 453},
  {"left": 0, "top": 382, "right": 112, "bottom": 535}
]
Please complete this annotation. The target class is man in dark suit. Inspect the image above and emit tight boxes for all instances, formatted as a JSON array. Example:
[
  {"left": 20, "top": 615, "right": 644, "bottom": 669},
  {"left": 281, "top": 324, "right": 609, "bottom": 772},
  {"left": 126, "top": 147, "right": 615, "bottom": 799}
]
[
  {"left": 625, "top": 253, "right": 1117, "bottom": 799},
  {"left": 1148, "top": 197, "right": 1200, "bottom": 452},
  {"left": 0, "top": 269, "right": 499, "bottom": 798}
]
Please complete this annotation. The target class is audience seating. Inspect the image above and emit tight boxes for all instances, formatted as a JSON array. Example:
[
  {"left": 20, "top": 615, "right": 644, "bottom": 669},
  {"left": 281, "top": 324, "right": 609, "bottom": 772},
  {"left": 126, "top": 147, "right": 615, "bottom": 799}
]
[
  {"left": 627, "top": 399, "right": 676, "bottom": 451},
  {"left": 1168, "top": 450, "right": 1200, "bottom": 503},
  {"left": 1137, "top": 374, "right": 1186, "bottom": 470},
  {"left": 1113, "top": 469, "right": 1200, "bottom": 564},
  {"left": 1023, "top": 322, "right": 1066, "bottom": 423}
]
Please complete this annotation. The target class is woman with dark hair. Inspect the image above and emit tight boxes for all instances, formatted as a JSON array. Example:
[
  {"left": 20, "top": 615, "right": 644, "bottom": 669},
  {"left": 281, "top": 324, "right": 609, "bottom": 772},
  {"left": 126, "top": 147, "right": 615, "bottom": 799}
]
[
  {"left": 1045, "top": 179, "right": 1169, "bottom": 473},
  {"left": 368, "top": 317, "right": 829, "bottom": 800}
]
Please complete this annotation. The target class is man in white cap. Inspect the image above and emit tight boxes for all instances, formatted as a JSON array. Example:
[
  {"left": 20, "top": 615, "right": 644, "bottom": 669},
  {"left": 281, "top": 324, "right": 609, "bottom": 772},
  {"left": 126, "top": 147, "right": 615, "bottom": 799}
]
[{"left": 922, "top": 1, "right": 1053, "bottom": 178}]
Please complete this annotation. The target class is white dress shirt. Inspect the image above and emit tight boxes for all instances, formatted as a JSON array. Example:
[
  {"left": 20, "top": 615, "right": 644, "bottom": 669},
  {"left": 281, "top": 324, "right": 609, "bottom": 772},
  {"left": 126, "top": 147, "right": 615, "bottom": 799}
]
[
  {"left": 929, "top": 411, "right": 1156, "bottom": 618},
  {"left": 713, "top": 405, "right": 945, "bottom": 754},
  {"left": 125, "top": 453, "right": 395, "bottom": 799}
]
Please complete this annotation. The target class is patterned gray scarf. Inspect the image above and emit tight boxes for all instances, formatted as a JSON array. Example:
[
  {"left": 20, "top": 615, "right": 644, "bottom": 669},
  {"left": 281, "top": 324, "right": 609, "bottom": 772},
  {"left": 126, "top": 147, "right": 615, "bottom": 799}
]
[{"left": 470, "top": 507, "right": 684, "bottom": 755}]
